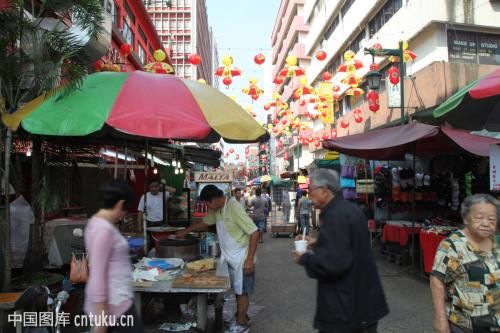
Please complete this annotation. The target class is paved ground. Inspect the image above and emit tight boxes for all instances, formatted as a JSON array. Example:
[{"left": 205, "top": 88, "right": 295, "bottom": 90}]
[{"left": 142, "top": 225, "right": 434, "bottom": 332}]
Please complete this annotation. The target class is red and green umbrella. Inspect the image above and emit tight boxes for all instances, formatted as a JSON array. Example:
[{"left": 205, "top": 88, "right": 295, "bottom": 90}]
[{"left": 3, "top": 71, "right": 269, "bottom": 143}]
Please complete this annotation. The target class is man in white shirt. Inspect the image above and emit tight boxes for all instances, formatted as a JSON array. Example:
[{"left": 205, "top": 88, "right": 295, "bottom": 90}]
[{"left": 138, "top": 179, "right": 176, "bottom": 227}]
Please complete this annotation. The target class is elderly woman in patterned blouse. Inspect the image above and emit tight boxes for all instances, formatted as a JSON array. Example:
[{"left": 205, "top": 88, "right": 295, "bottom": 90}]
[{"left": 431, "top": 194, "right": 500, "bottom": 333}]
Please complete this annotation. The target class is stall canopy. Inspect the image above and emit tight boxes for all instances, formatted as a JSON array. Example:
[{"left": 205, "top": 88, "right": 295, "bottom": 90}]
[
  {"left": 433, "top": 69, "right": 500, "bottom": 131},
  {"left": 2, "top": 71, "right": 269, "bottom": 143},
  {"left": 322, "top": 122, "right": 500, "bottom": 160}
]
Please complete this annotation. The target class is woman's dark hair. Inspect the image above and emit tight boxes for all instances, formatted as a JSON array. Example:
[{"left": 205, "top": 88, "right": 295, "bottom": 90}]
[
  {"left": 200, "top": 185, "right": 224, "bottom": 202},
  {"left": 255, "top": 188, "right": 262, "bottom": 196},
  {"left": 99, "top": 179, "right": 136, "bottom": 210}
]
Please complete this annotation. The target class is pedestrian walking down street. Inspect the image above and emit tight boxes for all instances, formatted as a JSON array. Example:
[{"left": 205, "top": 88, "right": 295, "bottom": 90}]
[
  {"left": 282, "top": 189, "right": 291, "bottom": 224},
  {"left": 249, "top": 188, "right": 269, "bottom": 243},
  {"left": 233, "top": 188, "right": 247, "bottom": 210},
  {"left": 85, "top": 180, "right": 144, "bottom": 333},
  {"left": 177, "top": 185, "right": 259, "bottom": 333},
  {"left": 431, "top": 194, "right": 500, "bottom": 333},
  {"left": 293, "top": 169, "right": 388, "bottom": 333},
  {"left": 298, "top": 190, "right": 312, "bottom": 235},
  {"left": 263, "top": 189, "right": 272, "bottom": 231}
]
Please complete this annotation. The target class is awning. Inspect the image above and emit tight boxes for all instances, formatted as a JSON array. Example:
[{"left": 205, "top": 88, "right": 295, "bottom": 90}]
[
  {"left": 322, "top": 121, "right": 500, "bottom": 160},
  {"left": 433, "top": 69, "right": 500, "bottom": 131}
]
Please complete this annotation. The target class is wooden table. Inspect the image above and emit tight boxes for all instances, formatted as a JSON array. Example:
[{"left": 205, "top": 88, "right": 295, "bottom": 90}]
[{"left": 134, "top": 258, "right": 230, "bottom": 331}]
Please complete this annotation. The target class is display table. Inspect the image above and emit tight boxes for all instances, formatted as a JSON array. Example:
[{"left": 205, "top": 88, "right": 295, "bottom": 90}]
[
  {"left": 382, "top": 221, "right": 422, "bottom": 246},
  {"left": 420, "top": 230, "right": 447, "bottom": 273},
  {"left": 134, "top": 257, "right": 230, "bottom": 331}
]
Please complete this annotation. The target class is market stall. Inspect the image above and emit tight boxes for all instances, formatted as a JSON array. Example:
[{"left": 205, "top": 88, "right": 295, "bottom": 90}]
[{"left": 323, "top": 121, "right": 500, "bottom": 274}]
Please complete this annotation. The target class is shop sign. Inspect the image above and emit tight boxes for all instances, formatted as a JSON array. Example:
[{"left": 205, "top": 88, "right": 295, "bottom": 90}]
[
  {"left": 323, "top": 151, "right": 339, "bottom": 160},
  {"left": 318, "top": 82, "right": 334, "bottom": 124},
  {"left": 387, "top": 81, "right": 401, "bottom": 108},
  {"left": 489, "top": 144, "right": 500, "bottom": 191},
  {"left": 447, "top": 30, "right": 500, "bottom": 65},
  {"left": 194, "top": 172, "right": 233, "bottom": 183}
]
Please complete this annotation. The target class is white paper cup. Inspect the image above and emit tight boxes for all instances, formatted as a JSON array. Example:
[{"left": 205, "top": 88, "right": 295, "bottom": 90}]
[{"left": 294, "top": 240, "right": 308, "bottom": 253}]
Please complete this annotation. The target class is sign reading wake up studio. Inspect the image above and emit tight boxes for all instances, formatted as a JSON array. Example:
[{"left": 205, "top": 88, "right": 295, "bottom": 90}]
[{"left": 447, "top": 30, "right": 500, "bottom": 65}]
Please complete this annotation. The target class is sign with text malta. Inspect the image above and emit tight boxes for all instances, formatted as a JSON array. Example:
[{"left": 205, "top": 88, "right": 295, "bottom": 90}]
[{"left": 194, "top": 172, "right": 233, "bottom": 183}]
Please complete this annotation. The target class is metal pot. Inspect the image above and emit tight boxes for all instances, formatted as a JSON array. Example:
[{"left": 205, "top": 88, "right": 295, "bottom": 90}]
[
  {"left": 208, "top": 241, "right": 221, "bottom": 258},
  {"left": 158, "top": 237, "right": 199, "bottom": 261}
]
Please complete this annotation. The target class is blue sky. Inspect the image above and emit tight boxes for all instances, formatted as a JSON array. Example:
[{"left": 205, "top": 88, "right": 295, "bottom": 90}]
[{"left": 206, "top": 0, "right": 281, "bottom": 161}]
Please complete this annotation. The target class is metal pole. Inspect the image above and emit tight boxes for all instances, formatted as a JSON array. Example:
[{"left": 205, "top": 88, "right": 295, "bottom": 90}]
[
  {"left": 143, "top": 141, "right": 149, "bottom": 255},
  {"left": 399, "top": 40, "right": 406, "bottom": 125}
]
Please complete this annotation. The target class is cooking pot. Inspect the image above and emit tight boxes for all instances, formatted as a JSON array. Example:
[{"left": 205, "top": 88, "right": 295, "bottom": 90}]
[{"left": 158, "top": 236, "right": 200, "bottom": 261}]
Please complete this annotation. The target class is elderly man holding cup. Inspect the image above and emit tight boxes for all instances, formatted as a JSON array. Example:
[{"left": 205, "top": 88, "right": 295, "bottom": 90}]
[{"left": 293, "top": 169, "right": 388, "bottom": 333}]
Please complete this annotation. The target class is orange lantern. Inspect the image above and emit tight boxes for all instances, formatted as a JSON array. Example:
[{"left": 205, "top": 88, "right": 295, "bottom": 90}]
[
  {"left": 367, "top": 90, "right": 380, "bottom": 112},
  {"left": 188, "top": 53, "right": 202, "bottom": 65}
]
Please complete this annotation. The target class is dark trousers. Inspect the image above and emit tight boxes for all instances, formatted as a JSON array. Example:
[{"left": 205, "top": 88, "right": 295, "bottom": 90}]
[{"left": 320, "top": 322, "right": 377, "bottom": 333}]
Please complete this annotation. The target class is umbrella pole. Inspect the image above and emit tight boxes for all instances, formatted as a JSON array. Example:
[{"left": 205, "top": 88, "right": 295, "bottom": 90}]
[
  {"left": 143, "top": 141, "right": 149, "bottom": 255},
  {"left": 114, "top": 149, "right": 118, "bottom": 179},
  {"left": 123, "top": 146, "right": 128, "bottom": 181}
]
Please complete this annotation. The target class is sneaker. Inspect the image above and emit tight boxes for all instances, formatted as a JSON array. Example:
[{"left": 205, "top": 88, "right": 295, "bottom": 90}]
[{"left": 225, "top": 321, "right": 250, "bottom": 333}]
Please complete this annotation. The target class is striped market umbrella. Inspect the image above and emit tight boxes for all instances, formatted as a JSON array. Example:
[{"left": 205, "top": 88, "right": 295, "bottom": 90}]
[{"left": 3, "top": 71, "right": 269, "bottom": 143}]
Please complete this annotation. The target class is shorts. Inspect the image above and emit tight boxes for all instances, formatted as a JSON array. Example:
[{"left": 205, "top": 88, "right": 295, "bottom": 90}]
[{"left": 253, "top": 219, "right": 266, "bottom": 231}]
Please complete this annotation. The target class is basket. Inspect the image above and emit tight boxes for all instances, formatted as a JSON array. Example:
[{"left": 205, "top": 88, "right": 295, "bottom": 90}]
[{"left": 356, "top": 179, "right": 375, "bottom": 194}]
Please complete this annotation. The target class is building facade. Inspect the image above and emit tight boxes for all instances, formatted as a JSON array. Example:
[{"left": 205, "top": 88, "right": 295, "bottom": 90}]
[
  {"left": 271, "top": 0, "right": 315, "bottom": 174},
  {"left": 146, "top": 0, "right": 216, "bottom": 84},
  {"left": 272, "top": 0, "right": 500, "bottom": 172},
  {"left": 101, "top": 0, "right": 167, "bottom": 71}
]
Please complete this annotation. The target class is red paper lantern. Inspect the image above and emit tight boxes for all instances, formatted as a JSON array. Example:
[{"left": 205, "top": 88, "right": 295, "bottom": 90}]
[
  {"left": 367, "top": 90, "right": 380, "bottom": 112},
  {"left": 304, "top": 111, "right": 310, "bottom": 118},
  {"left": 340, "top": 120, "right": 349, "bottom": 129},
  {"left": 251, "top": 94, "right": 259, "bottom": 101},
  {"left": 388, "top": 65, "right": 400, "bottom": 85},
  {"left": 245, "top": 146, "right": 249, "bottom": 154},
  {"left": 273, "top": 76, "right": 284, "bottom": 85},
  {"left": 298, "top": 99, "right": 306, "bottom": 107},
  {"left": 372, "top": 42, "right": 383, "bottom": 50},
  {"left": 322, "top": 71, "right": 333, "bottom": 81},
  {"left": 315, "top": 50, "right": 327, "bottom": 61},
  {"left": 355, "top": 115, "right": 363, "bottom": 123},
  {"left": 314, "top": 136, "right": 320, "bottom": 142},
  {"left": 370, "top": 63, "right": 379, "bottom": 71},
  {"left": 272, "top": 128, "right": 279, "bottom": 134},
  {"left": 284, "top": 152, "right": 289, "bottom": 160},
  {"left": 333, "top": 85, "right": 340, "bottom": 92},
  {"left": 315, "top": 142, "right": 321, "bottom": 148},
  {"left": 307, "top": 136, "right": 314, "bottom": 143},
  {"left": 235, "top": 154, "right": 240, "bottom": 160},
  {"left": 353, "top": 108, "right": 362, "bottom": 115},
  {"left": 261, "top": 144, "right": 266, "bottom": 150},
  {"left": 293, "top": 91, "right": 301, "bottom": 100},
  {"left": 93, "top": 60, "right": 104, "bottom": 71},
  {"left": 120, "top": 43, "right": 132, "bottom": 57},
  {"left": 322, "top": 132, "right": 329, "bottom": 140},
  {"left": 229, "top": 148, "right": 235, "bottom": 153},
  {"left": 273, "top": 118, "right": 279, "bottom": 125},
  {"left": 254, "top": 53, "right": 266, "bottom": 65},
  {"left": 281, "top": 119, "right": 287, "bottom": 125},
  {"left": 278, "top": 140, "right": 283, "bottom": 148},
  {"left": 188, "top": 53, "right": 202, "bottom": 65},
  {"left": 264, "top": 104, "right": 271, "bottom": 111},
  {"left": 223, "top": 76, "right": 233, "bottom": 86}
]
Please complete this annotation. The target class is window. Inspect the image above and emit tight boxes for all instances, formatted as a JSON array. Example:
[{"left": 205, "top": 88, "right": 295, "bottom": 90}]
[
  {"left": 138, "top": 26, "right": 147, "bottom": 44},
  {"left": 369, "top": 0, "right": 402, "bottom": 37},
  {"left": 340, "top": 0, "right": 355, "bottom": 17},
  {"left": 324, "top": 16, "right": 340, "bottom": 40},
  {"left": 122, "top": 20, "right": 134, "bottom": 46},
  {"left": 185, "top": 20, "right": 191, "bottom": 29},
  {"left": 138, "top": 44, "right": 146, "bottom": 64},
  {"left": 112, "top": 4, "right": 119, "bottom": 27},
  {"left": 123, "top": 1, "right": 136, "bottom": 24},
  {"left": 347, "top": 30, "right": 366, "bottom": 53}
]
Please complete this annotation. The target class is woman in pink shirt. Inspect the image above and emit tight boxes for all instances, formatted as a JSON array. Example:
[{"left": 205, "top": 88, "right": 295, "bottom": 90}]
[{"left": 84, "top": 180, "right": 143, "bottom": 333}]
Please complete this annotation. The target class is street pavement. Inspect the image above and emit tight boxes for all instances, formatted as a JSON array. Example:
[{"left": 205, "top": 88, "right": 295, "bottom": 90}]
[{"left": 144, "top": 224, "right": 434, "bottom": 332}]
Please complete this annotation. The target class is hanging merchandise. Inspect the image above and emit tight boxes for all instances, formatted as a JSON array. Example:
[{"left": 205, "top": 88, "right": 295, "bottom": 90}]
[
  {"left": 144, "top": 50, "right": 175, "bottom": 74},
  {"left": 388, "top": 65, "right": 400, "bottom": 85},
  {"left": 242, "top": 77, "right": 264, "bottom": 101},
  {"left": 188, "top": 53, "right": 202, "bottom": 65},
  {"left": 273, "top": 76, "right": 284, "bottom": 85},
  {"left": 264, "top": 92, "right": 288, "bottom": 111},
  {"left": 316, "top": 50, "right": 327, "bottom": 61},
  {"left": 367, "top": 90, "right": 380, "bottom": 112},
  {"left": 254, "top": 53, "right": 266, "bottom": 65},
  {"left": 279, "top": 55, "right": 306, "bottom": 77},
  {"left": 214, "top": 54, "right": 242, "bottom": 88},
  {"left": 337, "top": 50, "right": 364, "bottom": 73}
]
